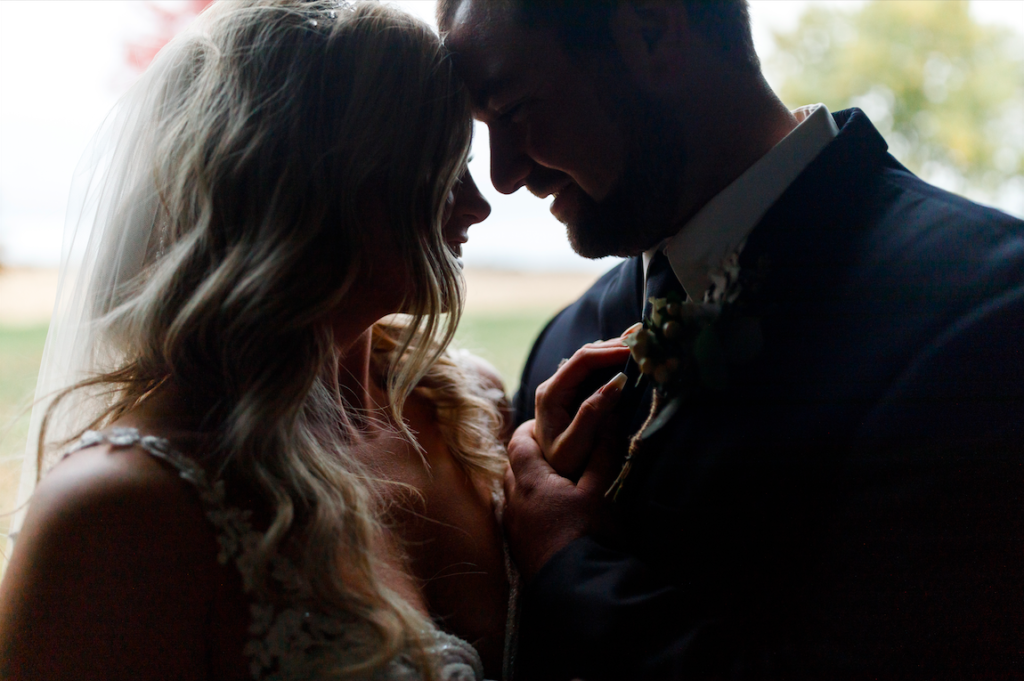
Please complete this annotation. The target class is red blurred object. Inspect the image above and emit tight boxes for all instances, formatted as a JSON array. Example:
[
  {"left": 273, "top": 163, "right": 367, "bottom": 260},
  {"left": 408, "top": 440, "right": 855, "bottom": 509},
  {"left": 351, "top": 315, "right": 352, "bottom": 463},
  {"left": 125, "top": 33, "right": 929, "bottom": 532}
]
[{"left": 126, "top": 0, "right": 217, "bottom": 72}]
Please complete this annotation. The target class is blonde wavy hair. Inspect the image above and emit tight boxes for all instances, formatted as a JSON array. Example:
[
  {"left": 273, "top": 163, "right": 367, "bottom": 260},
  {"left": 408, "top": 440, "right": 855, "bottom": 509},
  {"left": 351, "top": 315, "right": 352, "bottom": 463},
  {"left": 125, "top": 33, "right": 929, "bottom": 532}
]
[
  {"left": 33, "top": 0, "right": 501, "bottom": 677},
  {"left": 371, "top": 321, "right": 508, "bottom": 484}
]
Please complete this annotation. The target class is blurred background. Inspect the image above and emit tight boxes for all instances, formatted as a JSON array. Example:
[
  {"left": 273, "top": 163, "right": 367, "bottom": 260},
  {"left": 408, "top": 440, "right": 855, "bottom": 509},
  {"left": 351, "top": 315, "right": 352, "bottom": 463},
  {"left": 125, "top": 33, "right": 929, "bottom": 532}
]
[{"left": 1, "top": 0, "right": 1022, "bottom": 556}]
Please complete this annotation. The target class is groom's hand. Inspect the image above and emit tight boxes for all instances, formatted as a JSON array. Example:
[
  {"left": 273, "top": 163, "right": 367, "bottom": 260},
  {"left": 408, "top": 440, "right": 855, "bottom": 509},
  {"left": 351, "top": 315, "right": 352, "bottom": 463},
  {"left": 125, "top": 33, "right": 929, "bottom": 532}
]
[{"left": 504, "top": 417, "right": 625, "bottom": 581}]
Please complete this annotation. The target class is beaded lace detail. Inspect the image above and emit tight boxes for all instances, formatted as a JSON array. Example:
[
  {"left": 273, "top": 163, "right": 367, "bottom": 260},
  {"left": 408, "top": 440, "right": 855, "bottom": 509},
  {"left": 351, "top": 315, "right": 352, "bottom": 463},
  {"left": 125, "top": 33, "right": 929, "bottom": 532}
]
[{"left": 68, "top": 428, "right": 486, "bottom": 681}]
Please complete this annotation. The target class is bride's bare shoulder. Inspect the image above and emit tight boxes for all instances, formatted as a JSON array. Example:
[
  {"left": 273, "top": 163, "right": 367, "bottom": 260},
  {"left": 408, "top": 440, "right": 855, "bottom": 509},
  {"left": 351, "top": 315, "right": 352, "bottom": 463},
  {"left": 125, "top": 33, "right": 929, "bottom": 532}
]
[
  {"left": 22, "top": 441, "right": 213, "bottom": 549},
  {"left": 0, "top": 441, "right": 219, "bottom": 680},
  {"left": 6, "top": 440, "right": 220, "bottom": 593}
]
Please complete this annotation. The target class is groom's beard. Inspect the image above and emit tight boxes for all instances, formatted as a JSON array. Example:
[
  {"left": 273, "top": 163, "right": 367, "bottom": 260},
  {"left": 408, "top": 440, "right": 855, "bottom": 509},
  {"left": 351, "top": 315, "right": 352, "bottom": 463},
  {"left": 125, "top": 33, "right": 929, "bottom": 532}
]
[{"left": 566, "top": 100, "right": 687, "bottom": 259}]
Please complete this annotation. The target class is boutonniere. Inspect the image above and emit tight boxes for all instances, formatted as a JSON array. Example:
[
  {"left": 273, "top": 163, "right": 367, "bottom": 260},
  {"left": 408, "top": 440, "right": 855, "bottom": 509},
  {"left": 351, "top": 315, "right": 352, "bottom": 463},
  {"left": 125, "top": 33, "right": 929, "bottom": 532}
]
[{"left": 606, "top": 248, "right": 766, "bottom": 500}]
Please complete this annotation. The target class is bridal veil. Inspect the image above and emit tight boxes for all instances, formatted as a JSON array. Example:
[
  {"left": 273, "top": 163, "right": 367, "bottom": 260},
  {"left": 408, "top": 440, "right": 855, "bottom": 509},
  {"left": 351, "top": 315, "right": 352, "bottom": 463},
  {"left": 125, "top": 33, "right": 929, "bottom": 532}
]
[{"left": 9, "top": 9, "right": 214, "bottom": 543}]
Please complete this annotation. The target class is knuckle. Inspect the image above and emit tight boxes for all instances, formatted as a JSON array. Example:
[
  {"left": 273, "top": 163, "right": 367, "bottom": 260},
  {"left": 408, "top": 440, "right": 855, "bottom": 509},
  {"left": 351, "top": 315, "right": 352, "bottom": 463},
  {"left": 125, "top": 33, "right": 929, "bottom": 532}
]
[
  {"left": 508, "top": 429, "right": 543, "bottom": 472},
  {"left": 507, "top": 436, "right": 529, "bottom": 464},
  {"left": 508, "top": 446, "right": 530, "bottom": 471},
  {"left": 510, "top": 420, "right": 534, "bottom": 442},
  {"left": 576, "top": 397, "right": 602, "bottom": 420}
]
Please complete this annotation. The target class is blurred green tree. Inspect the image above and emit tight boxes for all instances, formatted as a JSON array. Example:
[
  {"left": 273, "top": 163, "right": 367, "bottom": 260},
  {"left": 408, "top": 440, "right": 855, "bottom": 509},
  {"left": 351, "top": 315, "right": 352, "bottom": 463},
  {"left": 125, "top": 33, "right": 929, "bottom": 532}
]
[{"left": 769, "top": 0, "right": 1023, "bottom": 195}]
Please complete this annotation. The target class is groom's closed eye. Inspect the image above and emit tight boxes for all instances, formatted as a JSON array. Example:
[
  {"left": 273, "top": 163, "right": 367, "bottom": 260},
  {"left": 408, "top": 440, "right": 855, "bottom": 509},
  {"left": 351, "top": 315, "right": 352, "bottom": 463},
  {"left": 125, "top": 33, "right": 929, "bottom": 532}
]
[{"left": 495, "top": 98, "right": 532, "bottom": 125}]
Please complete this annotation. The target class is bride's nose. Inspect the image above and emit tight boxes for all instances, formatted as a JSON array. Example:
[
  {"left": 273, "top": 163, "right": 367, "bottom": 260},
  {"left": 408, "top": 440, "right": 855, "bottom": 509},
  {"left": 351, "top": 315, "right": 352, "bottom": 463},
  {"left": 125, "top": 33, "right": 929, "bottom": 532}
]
[{"left": 449, "top": 171, "right": 491, "bottom": 227}]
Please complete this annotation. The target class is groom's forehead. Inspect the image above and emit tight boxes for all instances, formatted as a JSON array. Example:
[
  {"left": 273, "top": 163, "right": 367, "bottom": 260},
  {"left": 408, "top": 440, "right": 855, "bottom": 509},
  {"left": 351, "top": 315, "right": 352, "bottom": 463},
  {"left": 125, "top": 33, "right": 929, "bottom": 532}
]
[
  {"left": 444, "top": 0, "right": 518, "bottom": 41},
  {"left": 446, "top": 0, "right": 562, "bottom": 108}
]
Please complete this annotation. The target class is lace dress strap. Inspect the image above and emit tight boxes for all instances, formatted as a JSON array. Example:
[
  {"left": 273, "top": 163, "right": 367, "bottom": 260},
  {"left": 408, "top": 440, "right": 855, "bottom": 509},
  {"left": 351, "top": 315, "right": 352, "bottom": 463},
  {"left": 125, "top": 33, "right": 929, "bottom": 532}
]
[
  {"left": 67, "top": 428, "right": 487, "bottom": 681},
  {"left": 68, "top": 428, "right": 253, "bottom": 568}
]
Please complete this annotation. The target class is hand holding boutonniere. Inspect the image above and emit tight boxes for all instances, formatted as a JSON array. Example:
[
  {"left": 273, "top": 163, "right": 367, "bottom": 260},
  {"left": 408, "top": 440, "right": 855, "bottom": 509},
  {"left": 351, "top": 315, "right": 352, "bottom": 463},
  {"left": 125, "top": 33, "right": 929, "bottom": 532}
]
[{"left": 606, "top": 248, "right": 766, "bottom": 500}]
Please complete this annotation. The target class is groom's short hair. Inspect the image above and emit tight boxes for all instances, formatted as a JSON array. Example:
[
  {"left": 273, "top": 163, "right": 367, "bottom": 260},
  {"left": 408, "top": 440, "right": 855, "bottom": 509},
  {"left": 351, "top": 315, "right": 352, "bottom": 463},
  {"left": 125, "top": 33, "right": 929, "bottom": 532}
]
[{"left": 438, "top": 0, "right": 759, "bottom": 72}]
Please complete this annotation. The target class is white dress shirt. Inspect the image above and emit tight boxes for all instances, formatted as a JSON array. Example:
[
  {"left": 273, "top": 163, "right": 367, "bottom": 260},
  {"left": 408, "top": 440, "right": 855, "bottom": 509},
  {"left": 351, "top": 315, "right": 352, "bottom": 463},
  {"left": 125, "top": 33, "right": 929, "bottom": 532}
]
[{"left": 644, "top": 104, "right": 840, "bottom": 301}]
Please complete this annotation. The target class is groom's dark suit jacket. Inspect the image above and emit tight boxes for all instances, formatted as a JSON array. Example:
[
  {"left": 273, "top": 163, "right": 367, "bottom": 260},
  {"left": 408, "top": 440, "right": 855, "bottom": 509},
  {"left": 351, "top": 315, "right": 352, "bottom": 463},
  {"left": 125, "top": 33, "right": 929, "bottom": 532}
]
[{"left": 512, "top": 109, "right": 1024, "bottom": 680}]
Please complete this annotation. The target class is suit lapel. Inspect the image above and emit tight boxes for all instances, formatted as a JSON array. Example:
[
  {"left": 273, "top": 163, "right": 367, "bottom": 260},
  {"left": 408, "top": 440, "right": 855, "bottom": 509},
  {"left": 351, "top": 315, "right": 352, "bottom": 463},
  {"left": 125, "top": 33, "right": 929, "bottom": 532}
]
[{"left": 614, "top": 108, "right": 894, "bottom": 480}]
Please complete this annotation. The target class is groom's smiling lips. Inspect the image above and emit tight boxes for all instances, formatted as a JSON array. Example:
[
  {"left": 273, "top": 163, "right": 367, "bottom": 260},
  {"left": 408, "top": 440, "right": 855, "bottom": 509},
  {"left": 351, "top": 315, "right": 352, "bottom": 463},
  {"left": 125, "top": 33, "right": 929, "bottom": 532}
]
[
  {"left": 526, "top": 172, "right": 578, "bottom": 221},
  {"left": 536, "top": 177, "right": 580, "bottom": 224},
  {"left": 549, "top": 181, "right": 578, "bottom": 223}
]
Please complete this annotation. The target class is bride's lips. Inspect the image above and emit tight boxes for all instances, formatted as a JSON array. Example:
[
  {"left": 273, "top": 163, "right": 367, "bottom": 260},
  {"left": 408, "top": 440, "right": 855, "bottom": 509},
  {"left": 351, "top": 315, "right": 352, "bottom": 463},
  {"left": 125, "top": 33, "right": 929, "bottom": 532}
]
[{"left": 446, "top": 232, "right": 468, "bottom": 257}]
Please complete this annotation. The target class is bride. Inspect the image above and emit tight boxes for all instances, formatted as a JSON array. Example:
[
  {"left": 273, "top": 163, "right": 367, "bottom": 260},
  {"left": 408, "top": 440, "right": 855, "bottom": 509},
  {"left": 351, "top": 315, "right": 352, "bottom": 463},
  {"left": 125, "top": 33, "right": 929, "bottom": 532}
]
[{"left": 0, "top": 1, "right": 513, "bottom": 679}]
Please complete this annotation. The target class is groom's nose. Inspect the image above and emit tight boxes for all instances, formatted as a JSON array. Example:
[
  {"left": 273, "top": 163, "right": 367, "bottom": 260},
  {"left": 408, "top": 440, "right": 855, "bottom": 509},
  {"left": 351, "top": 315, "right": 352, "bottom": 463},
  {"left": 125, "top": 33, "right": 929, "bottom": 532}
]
[{"left": 488, "top": 123, "right": 533, "bottom": 195}]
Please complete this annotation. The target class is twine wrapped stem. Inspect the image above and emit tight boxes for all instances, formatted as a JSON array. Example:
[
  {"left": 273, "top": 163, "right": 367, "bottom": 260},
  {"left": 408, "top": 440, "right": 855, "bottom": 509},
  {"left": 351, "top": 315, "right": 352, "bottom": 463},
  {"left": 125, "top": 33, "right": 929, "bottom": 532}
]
[{"left": 605, "top": 390, "right": 662, "bottom": 501}]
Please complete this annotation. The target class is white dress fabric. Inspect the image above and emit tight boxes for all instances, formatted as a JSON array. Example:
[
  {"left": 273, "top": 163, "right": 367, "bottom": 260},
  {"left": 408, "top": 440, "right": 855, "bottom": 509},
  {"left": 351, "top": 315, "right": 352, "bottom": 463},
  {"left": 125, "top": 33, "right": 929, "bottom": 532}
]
[{"left": 66, "top": 427, "right": 488, "bottom": 681}]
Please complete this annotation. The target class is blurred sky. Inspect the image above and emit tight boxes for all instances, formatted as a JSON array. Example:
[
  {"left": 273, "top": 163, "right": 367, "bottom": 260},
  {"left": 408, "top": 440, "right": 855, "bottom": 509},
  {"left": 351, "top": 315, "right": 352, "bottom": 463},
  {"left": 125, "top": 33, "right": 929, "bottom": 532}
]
[{"left": 1, "top": 1, "right": 1022, "bottom": 271}]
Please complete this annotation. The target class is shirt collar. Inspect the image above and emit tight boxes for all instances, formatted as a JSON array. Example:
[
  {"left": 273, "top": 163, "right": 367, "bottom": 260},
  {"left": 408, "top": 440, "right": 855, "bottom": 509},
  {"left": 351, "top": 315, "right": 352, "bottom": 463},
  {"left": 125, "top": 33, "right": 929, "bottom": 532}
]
[{"left": 645, "top": 104, "right": 839, "bottom": 300}]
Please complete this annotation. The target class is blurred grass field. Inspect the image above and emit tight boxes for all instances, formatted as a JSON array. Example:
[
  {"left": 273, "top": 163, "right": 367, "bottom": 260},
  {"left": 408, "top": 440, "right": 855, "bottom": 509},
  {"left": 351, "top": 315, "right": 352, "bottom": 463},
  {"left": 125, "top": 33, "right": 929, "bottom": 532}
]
[
  {"left": 453, "top": 310, "right": 553, "bottom": 394},
  {"left": 0, "top": 326, "right": 47, "bottom": 460},
  {"left": 0, "top": 324, "right": 49, "bottom": 563}
]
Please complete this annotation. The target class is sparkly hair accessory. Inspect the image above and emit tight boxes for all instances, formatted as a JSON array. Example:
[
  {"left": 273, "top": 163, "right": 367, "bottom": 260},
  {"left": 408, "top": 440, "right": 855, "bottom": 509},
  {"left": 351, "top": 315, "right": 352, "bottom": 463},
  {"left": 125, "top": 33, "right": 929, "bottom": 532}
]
[{"left": 307, "top": 1, "right": 349, "bottom": 27}]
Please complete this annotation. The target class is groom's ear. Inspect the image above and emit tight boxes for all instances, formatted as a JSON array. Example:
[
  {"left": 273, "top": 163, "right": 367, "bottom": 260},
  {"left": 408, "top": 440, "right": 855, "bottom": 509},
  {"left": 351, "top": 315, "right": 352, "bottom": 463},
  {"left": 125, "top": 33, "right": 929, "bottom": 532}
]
[{"left": 610, "top": 1, "right": 694, "bottom": 95}]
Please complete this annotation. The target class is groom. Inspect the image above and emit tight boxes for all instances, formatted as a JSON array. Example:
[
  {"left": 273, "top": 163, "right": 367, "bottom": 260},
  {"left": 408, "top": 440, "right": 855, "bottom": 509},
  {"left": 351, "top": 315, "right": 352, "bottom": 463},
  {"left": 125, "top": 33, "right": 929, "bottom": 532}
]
[{"left": 442, "top": 1, "right": 1024, "bottom": 678}]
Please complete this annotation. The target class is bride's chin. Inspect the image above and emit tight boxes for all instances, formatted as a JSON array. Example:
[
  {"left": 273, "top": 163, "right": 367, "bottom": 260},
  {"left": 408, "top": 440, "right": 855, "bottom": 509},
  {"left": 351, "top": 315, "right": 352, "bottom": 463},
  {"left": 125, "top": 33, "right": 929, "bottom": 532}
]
[
  {"left": 446, "top": 240, "right": 464, "bottom": 259},
  {"left": 445, "top": 246, "right": 465, "bottom": 272}
]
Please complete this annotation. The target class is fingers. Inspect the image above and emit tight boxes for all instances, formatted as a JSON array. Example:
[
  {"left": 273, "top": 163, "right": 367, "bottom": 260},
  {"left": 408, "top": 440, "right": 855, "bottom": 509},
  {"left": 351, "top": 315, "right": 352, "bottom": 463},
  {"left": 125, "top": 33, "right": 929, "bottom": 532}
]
[
  {"left": 547, "top": 371, "right": 628, "bottom": 478},
  {"left": 538, "top": 341, "right": 631, "bottom": 410},
  {"left": 535, "top": 340, "right": 631, "bottom": 453},
  {"left": 576, "top": 429, "right": 623, "bottom": 497},
  {"left": 503, "top": 422, "right": 607, "bottom": 580}
]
